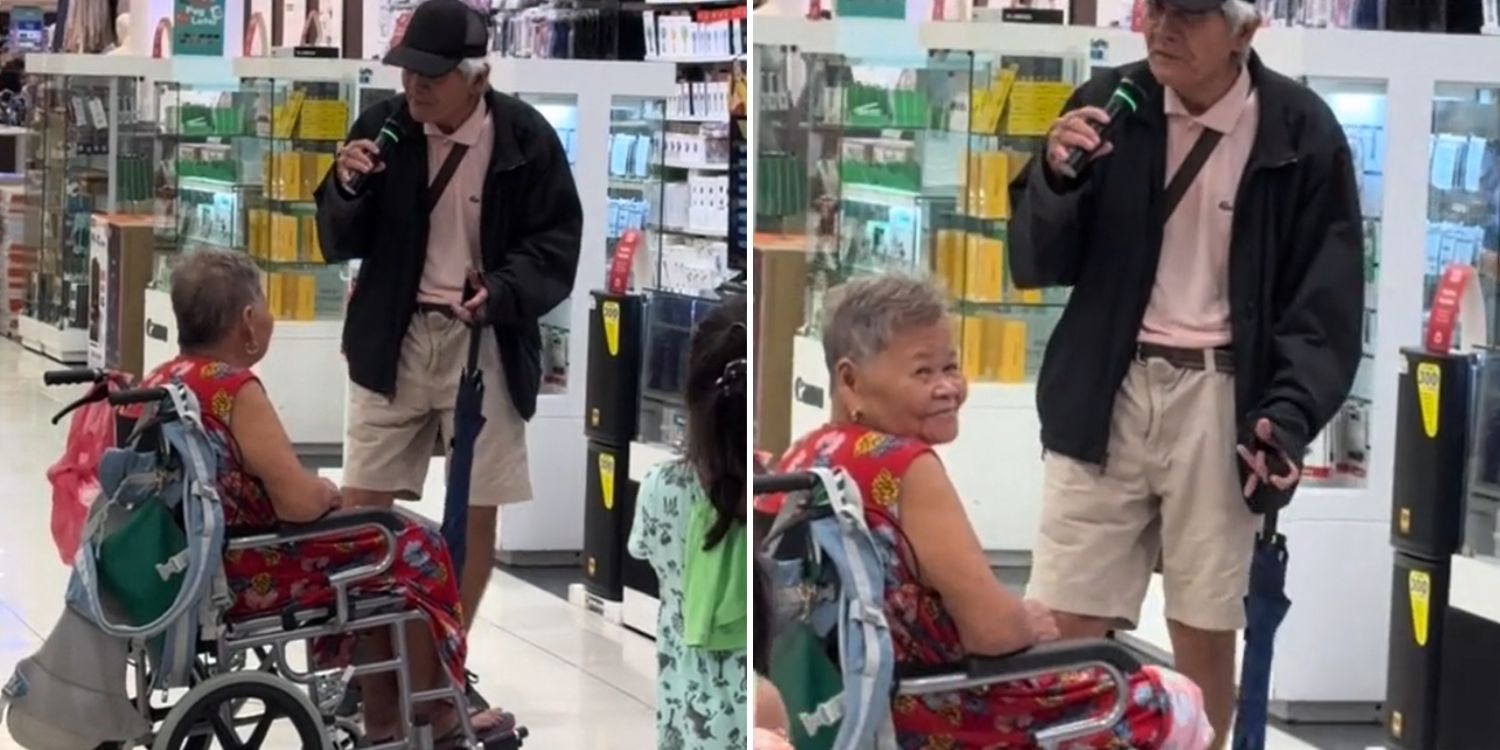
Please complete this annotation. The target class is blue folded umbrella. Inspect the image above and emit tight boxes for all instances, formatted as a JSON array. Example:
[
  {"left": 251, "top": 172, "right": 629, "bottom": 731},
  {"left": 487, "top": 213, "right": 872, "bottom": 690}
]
[
  {"left": 1232, "top": 509, "right": 1291, "bottom": 750},
  {"left": 443, "top": 327, "right": 487, "bottom": 575}
]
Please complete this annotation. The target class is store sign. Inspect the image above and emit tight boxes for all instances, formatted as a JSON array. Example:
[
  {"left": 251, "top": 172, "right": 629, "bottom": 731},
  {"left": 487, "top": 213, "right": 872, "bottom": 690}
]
[{"left": 174, "top": 0, "right": 228, "bottom": 57}]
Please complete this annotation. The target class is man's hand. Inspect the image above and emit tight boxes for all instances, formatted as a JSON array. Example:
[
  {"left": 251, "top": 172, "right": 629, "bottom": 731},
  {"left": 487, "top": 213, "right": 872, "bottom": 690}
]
[
  {"left": 318, "top": 477, "right": 343, "bottom": 513},
  {"left": 453, "top": 269, "right": 489, "bottom": 325},
  {"left": 1045, "top": 106, "right": 1113, "bottom": 179},
  {"left": 1023, "top": 599, "right": 1060, "bottom": 644},
  {"left": 335, "top": 139, "right": 384, "bottom": 191},
  {"left": 1236, "top": 418, "right": 1300, "bottom": 499}
]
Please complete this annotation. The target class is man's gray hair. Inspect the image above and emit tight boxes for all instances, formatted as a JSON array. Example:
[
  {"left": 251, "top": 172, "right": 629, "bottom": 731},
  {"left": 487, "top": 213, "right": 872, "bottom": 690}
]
[
  {"left": 457, "top": 56, "right": 490, "bottom": 83},
  {"left": 1222, "top": 0, "right": 1260, "bottom": 32},
  {"left": 821, "top": 273, "right": 949, "bottom": 372},
  {"left": 170, "top": 249, "right": 263, "bottom": 350}
]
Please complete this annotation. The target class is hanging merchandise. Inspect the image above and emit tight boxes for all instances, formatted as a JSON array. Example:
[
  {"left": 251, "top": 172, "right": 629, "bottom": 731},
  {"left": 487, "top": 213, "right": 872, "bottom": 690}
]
[
  {"left": 495, "top": 6, "right": 637, "bottom": 60},
  {"left": 63, "top": 0, "right": 115, "bottom": 52}
]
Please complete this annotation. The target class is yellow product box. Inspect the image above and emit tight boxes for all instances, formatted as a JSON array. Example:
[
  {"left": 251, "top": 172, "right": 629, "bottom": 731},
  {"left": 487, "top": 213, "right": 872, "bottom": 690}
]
[
  {"left": 247, "top": 208, "right": 269, "bottom": 259},
  {"left": 266, "top": 273, "right": 286, "bottom": 319},
  {"left": 303, "top": 152, "right": 335, "bottom": 199},
  {"left": 272, "top": 91, "right": 307, "bottom": 140},
  {"left": 294, "top": 275, "right": 317, "bottom": 321},
  {"left": 1018, "top": 288, "right": 1044, "bottom": 304},
  {"left": 270, "top": 213, "right": 300, "bottom": 262},
  {"left": 300, "top": 216, "right": 324, "bottom": 263},
  {"left": 998, "top": 319, "right": 1028, "bottom": 383},
  {"left": 284, "top": 152, "right": 307, "bottom": 202},
  {"left": 1006, "top": 81, "right": 1073, "bottom": 137},
  {"left": 963, "top": 236, "right": 1004, "bottom": 303},
  {"left": 981, "top": 151, "right": 1010, "bottom": 220},
  {"left": 960, "top": 315, "right": 986, "bottom": 380},
  {"left": 935, "top": 229, "right": 963, "bottom": 295},
  {"left": 299, "top": 100, "right": 350, "bottom": 141}
]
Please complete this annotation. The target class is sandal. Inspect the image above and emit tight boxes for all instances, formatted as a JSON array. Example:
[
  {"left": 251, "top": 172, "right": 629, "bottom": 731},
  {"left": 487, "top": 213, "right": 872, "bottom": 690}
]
[{"left": 433, "top": 708, "right": 517, "bottom": 749}]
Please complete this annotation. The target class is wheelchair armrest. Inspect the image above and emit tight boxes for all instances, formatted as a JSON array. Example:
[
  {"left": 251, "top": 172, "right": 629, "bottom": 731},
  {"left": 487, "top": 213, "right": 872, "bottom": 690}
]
[
  {"left": 966, "top": 638, "right": 1142, "bottom": 679},
  {"left": 278, "top": 509, "right": 407, "bottom": 537}
]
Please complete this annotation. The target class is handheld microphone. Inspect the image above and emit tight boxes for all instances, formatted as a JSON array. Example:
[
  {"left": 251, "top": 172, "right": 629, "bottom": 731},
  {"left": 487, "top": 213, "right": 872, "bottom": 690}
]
[
  {"left": 1062, "top": 77, "right": 1146, "bottom": 177},
  {"left": 344, "top": 106, "right": 412, "bottom": 195}
]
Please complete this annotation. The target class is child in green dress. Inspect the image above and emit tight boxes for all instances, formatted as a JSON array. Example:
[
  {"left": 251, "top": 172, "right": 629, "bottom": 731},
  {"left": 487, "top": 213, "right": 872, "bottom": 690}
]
[{"left": 627, "top": 297, "right": 748, "bottom": 750}]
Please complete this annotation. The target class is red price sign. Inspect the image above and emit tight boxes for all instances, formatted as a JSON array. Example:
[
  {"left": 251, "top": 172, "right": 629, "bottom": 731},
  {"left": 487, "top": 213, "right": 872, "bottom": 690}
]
[
  {"left": 608, "top": 230, "right": 642, "bottom": 295},
  {"left": 1425, "top": 264, "right": 1476, "bottom": 353}
]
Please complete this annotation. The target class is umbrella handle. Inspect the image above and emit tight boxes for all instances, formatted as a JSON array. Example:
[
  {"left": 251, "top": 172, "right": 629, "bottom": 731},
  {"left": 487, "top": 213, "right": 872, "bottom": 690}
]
[{"left": 1261, "top": 507, "right": 1279, "bottom": 539}]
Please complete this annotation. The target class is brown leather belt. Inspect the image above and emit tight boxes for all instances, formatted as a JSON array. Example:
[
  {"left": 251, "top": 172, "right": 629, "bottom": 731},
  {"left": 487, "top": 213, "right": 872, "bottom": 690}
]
[
  {"left": 1137, "top": 342, "right": 1235, "bottom": 374},
  {"left": 415, "top": 302, "right": 455, "bottom": 318}
]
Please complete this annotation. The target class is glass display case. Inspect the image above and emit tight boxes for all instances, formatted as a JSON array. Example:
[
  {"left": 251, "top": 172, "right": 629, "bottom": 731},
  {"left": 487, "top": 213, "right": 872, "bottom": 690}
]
[
  {"left": 152, "top": 72, "right": 353, "bottom": 323},
  {"left": 24, "top": 72, "right": 154, "bottom": 337},
  {"left": 756, "top": 45, "right": 1083, "bottom": 385},
  {"left": 515, "top": 92, "right": 582, "bottom": 395},
  {"left": 638, "top": 291, "right": 720, "bottom": 448},
  {"left": 1298, "top": 78, "right": 1387, "bottom": 488}
]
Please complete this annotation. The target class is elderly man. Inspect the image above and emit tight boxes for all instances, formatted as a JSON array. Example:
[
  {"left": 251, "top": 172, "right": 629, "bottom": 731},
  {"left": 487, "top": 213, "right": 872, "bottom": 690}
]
[
  {"left": 1009, "top": 0, "right": 1363, "bottom": 746},
  {"left": 314, "top": 0, "right": 582, "bottom": 710}
]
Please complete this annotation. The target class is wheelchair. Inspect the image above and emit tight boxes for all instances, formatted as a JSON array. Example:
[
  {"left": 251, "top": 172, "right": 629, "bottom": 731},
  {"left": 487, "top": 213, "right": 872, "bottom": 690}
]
[
  {"left": 8, "top": 369, "right": 526, "bottom": 750},
  {"left": 755, "top": 468, "right": 1145, "bottom": 750}
]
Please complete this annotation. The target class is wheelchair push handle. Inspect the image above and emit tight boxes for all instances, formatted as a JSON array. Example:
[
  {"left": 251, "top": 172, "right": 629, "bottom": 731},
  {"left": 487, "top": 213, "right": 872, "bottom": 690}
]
[
  {"left": 109, "top": 386, "right": 171, "bottom": 406},
  {"left": 753, "top": 471, "right": 821, "bottom": 495},
  {"left": 43, "top": 368, "right": 107, "bottom": 386}
]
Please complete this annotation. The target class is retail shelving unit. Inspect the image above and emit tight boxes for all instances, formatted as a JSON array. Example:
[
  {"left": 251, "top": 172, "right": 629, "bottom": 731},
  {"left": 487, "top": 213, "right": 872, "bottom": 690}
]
[
  {"left": 141, "top": 57, "right": 369, "bottom": 457},
  {"left": 754, "top": 16, "right": 1500, "bottom": 722},
  {"left": 19, "top": 55, "right": 158, "bottom": 365}
]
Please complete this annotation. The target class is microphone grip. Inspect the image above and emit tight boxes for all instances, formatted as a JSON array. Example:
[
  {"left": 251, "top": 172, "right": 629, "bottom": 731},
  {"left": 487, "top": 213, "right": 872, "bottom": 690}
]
[
  {"left": 343, "top": 156, "right": 381, "bottom": 195},
  {"left": 1061, "top": 118, "right": 1110, "bottom": 177}
]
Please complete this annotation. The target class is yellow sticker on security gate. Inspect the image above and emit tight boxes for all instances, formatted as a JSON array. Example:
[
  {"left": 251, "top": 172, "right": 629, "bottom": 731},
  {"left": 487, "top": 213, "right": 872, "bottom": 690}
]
[
  {"left": 1391, "top": 710, "right": 1404, "bottom": 739},
  {"left": 1416, "top": 362, "right": 1441, "bottom": 438},
  {"left": 602, "top": 301, "right": 621, "bottom": 357},
  {"left": 599, "top": 453, "right": 616, "bottom": 510},
  {"left": 1409, "top": 571, "right": 1431, "bottom": 647}
]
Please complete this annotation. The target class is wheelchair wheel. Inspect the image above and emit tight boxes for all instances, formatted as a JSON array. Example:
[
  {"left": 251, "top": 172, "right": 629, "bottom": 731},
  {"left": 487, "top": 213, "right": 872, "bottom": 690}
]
[{"left": 153, "top": 672, "right": 331, "bottom": 750}]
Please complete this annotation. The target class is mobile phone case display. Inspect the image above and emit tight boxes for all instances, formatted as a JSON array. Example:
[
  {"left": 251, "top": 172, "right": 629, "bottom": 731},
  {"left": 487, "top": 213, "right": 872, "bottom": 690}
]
[
  {"left": 20, "top": 69, "right": 153, "bottom": 364},
  {"left": 1297, "top": 78, "right": 1387, "bottom": 488},
  {"left": 244, "top": 76, "right": 349, "bottom": 323}
]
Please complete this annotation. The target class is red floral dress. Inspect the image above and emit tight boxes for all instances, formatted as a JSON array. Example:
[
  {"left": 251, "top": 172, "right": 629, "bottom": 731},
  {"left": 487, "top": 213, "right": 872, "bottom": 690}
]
[
  {"left": 136, "top": 356, "right": 469, "bottom": 688},
  {"left": 763, "top": 423, "right": 1186, "bottom": 750}
]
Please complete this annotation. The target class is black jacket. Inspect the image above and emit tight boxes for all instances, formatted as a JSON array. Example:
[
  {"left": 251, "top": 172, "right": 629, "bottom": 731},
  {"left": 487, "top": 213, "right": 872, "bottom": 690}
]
[
  {"left": 1008, "top": 54, "right": 1364, "bottom": 471},
  {"left": 315, "top": 90, "right": 583, "bottom": 420}
]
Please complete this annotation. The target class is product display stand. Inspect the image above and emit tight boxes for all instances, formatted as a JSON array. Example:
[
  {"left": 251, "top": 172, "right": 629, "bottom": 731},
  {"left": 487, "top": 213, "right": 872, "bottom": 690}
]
[{"left": 756, "top": 16, "right": 1500, "bottom": 720}]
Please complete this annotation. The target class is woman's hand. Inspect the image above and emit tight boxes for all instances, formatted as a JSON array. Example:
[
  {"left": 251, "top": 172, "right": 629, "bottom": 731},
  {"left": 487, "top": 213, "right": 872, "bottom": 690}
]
[
  {"left": 318, "top": 478, "right": 343, "bottom": 513},
  {"left": 1024, "top": 600, "right": 1060, "bottom": 643}
]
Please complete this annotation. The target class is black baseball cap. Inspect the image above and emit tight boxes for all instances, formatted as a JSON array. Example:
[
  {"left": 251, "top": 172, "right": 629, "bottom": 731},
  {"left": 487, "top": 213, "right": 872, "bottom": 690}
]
[
  {"left": 383, "top": 0, "right": 490, "bottom": 78},
  {"left": 1159, "top": 0, "right": 1228, "bottom": 11}
]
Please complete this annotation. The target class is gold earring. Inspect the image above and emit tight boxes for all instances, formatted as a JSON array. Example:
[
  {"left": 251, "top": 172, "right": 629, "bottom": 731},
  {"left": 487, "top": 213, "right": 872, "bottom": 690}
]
[
  {"left": 851, "top": 408, "right": 864, "bottom": 424},
  {"left": 246, "top": 339, "right": 260, "bottom": 357}
]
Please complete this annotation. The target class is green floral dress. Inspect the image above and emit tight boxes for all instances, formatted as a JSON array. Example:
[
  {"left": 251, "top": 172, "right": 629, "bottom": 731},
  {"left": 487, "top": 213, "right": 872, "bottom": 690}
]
[{"left": 627, "top": 460, "right": 748, "bottom": 749}]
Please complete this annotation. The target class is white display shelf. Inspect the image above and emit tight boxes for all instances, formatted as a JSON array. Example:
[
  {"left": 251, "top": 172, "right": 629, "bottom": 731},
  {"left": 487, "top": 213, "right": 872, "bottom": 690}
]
[
  {"left": 664, "top": 159, "right": 731, "bottom": 172},
  {"left": 16, "top": 315, "right": 86, "bottom": 365}
]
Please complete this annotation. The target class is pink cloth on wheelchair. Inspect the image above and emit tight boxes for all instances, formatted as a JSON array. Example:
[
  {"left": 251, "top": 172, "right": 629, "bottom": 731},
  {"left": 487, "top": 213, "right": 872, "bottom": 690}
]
[{"left": 1143, "top": 666, "right": 1215, "bottom": 750}]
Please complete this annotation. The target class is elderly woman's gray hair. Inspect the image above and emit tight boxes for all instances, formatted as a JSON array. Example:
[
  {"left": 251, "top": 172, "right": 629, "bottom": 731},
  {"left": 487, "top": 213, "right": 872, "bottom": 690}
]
[
  {"left": 821, "top": 273, "right": 949, "bottom": 372},
  {"left": 170, "top": 250, "right": 264, "bottom": 349}
]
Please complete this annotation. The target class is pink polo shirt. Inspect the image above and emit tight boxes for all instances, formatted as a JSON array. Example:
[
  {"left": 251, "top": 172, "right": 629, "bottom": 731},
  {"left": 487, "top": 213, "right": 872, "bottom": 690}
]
[
  {"left": 1138, "top": 67, "right": 1258, "bottom": 349},
  {"left": 417, "top": 99, "right": 493, "bottom": 306}
]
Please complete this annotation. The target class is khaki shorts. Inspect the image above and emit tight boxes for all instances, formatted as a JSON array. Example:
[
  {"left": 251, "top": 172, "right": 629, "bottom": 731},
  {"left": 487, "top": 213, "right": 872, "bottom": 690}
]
[
  {"left": 1027, "top": 356, "right": 1259, "bottom": 632},
  {"left": 344, "top": 311, "right": 533, "bottom": 507}
]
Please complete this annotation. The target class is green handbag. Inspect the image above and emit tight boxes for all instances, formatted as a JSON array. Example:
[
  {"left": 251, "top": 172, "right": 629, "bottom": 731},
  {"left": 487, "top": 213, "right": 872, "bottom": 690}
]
[
  {"left": 770, "top": 620, "right": 844, "bottom": 750},
  {"left": 97, "top": 497, "right": 189, "bottom": 628}
]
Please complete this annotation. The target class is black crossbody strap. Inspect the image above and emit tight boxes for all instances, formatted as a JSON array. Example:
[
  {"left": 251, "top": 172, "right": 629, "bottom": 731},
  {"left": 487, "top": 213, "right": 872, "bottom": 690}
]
[
  {"left": 427, "top": 143, "right": 470, "bottom": 215},
  {"left": 1162, "top": 128, "right": 1224, "bottom": 221}
]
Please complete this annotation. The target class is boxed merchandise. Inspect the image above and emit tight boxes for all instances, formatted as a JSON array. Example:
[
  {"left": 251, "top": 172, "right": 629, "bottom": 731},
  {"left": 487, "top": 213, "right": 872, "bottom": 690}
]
[
  {"left": 300, "top": 216, "right": 323, "bottom": 263},
  {"left": 270, "top": 213, "right": 299, "bottom": 262}
]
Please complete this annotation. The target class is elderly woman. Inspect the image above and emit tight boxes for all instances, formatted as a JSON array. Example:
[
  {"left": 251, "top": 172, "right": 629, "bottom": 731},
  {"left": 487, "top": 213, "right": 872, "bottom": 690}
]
[
  {"left": 766, "top": 273, "right": 1214, "bottom": 749},
  {"left": 135, "top": 250, "right": 507, "bottom": 744}
]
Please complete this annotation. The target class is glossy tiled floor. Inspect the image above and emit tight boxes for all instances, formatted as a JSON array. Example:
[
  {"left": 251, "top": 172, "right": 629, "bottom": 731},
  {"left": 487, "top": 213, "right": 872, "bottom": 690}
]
[{"left": 0, "top": 339, "right": 656, "bottom": 748}]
